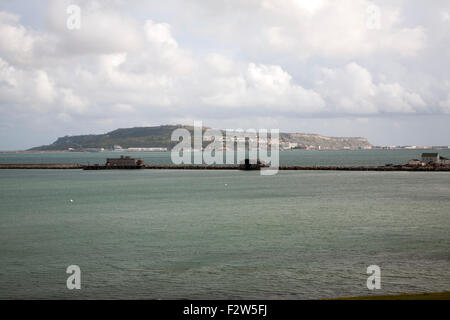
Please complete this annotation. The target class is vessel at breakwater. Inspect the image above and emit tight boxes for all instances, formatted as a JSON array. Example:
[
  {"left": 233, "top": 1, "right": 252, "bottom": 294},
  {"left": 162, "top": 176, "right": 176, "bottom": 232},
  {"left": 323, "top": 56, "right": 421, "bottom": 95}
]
[
  {"left": 83, "top": 155, "right": 145, "bottom": 170},
  {"left": 83, "top": 165, "right": 144, "bottom": 170}
]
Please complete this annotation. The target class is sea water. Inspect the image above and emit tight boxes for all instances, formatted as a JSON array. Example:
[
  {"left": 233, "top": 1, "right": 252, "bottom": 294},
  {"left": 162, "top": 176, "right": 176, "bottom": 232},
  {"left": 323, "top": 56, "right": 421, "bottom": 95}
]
[{"left": 0, "top": 168, "right": 449, "bottom": 299}]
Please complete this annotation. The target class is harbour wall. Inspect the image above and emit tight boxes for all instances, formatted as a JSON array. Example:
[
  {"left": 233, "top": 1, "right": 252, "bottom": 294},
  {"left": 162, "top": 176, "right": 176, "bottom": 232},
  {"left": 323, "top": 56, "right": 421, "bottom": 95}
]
[
  {"left": 0, "top": 164, "right": 83, "bottom": 169},
  {"left": 1, "top": 164, "right": 449, "bottom": 171}
]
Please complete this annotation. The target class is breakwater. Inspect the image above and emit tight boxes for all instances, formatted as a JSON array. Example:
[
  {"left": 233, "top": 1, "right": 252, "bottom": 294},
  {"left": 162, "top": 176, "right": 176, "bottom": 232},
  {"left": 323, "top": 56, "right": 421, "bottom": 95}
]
[
  {"left": 0, "top": 164, "right": 82, "bottom": 169},
  {"left": 1, "top": 163, "right": 449, "bottom": 171},
  {"left": 278, "top": 165, "right": 450, "bottom": 171},
  {"left": 145, "top": 165, "right": 449, "bottom": 171}
]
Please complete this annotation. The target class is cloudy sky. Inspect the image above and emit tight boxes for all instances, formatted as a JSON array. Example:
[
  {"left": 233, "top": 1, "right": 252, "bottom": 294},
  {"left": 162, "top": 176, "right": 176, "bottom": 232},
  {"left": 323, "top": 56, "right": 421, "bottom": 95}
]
[{"left": 0, "top": 0, "right": 449, "bottom": 150}]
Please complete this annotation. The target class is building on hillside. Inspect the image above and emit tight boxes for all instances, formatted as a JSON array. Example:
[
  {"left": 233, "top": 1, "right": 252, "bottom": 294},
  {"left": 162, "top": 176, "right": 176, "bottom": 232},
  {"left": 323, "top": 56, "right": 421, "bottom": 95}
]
[{"left": 127, "top": 147, "right": 168, "bottom": 152}]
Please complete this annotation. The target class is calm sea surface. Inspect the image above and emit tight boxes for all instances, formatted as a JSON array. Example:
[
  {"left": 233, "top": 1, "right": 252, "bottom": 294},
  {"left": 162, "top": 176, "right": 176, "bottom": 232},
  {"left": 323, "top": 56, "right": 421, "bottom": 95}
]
[{"left": 0, "top": 151, "right": 449, "bottom": 299}]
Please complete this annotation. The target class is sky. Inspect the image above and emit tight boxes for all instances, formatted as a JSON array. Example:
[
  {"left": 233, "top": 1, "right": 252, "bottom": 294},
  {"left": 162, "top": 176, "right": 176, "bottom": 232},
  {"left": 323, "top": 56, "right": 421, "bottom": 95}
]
[{"left": 0, "top": 0, "right": 449, "bottom": 150}]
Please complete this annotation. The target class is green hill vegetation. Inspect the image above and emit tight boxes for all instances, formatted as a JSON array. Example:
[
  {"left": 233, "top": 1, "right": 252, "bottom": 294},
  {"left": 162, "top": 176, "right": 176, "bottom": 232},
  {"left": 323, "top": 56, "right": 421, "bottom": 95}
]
[{"left": 30, "top": 125, "right": 194, "bottom": 151}]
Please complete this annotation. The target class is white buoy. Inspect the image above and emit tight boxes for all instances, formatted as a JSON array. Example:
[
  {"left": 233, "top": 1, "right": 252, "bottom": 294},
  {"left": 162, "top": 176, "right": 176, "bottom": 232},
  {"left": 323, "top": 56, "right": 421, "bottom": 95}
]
[{"left": 69, "top": 199, "right": 74, "bottom": 203}]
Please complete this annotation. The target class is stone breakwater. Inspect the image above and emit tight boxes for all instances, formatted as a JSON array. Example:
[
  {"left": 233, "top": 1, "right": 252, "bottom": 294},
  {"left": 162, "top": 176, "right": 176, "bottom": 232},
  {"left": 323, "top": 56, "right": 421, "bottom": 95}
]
[
  {"left": 145, "top": 165, "right": 449, "bottom": 171},
  {"left": 278, "top": 165, "right": 450, "bottom": 171},
  {"left": 0, "top": 164, "right": 83, "bottom": 169},
  {"left": 0, "top": 163, "right": 449, "bottom": 171}
]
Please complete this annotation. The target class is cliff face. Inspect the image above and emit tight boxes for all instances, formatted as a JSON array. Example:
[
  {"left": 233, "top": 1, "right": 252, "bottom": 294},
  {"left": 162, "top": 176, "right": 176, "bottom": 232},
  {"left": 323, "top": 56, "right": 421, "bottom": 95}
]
[
  {"left": 281, "top": 133, "right": 371, "bottom": 149},
  {"left": 30, "top": 125, "right": 372, "bottom": 151}
]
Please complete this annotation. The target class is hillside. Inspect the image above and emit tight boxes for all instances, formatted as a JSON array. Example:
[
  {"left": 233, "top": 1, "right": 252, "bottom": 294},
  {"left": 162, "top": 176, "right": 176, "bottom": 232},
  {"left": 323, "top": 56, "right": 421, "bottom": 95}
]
[
  {"left": 30, "top": 125, "right": 193, "bottom": 151},
  {"left": 280, "top": 133, "right": 371, "bottom": 150},
  {"left": 30, "top": 125, "right": 372, "bottom": 151}
]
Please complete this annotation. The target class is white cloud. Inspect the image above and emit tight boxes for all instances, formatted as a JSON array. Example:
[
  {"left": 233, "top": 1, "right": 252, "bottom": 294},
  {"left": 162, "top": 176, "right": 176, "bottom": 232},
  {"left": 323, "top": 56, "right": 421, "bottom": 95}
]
[
  {"left": 34, "top": 70, "right": 57, "bottom": 105},
  {"left": 316, "top": 62, "right": 427, "bottom": 114},
  {"left": 442, "top": 12, "right": 450, "bottom": 22},
  {"left": 0, "top": 2, "right": 442, "bottom": 120},
  {"left": 244, "top": 0, "right": 427, "bottom": 59},
  {"left": 317, "top": 63, "right": 377, "bottom": 114},
  {"left": 292, "top": 0, "right": 326, "bottom": 14},
  {"left": 439, "top": 95, "right": 450, "bottom": 113},
  {"left": 60, "top": 88, "right": 88, "bottom": 114},
  {"left": 0, "top": 11, "right": 37, "bottom": 65},
  {"left": 46, "top": 0, "right": 143, "bottom": 56},
  {"left": 376, "top": 82, "right": 426, "bottom": 113},
  {"left": 145, "top": 20, "right": 178, "bottom": 47},
  {"left": 201, "top": 62, "right": 326, "bottom": 113},
  {"left": 206, "top": 54, "right": 235, "bottom": 75},
  {"left": 0, "top": 0, "right": 449, "bottom": 149},
  {"left": 0, "top": 57, "right": 88, "bottom": 114}
]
